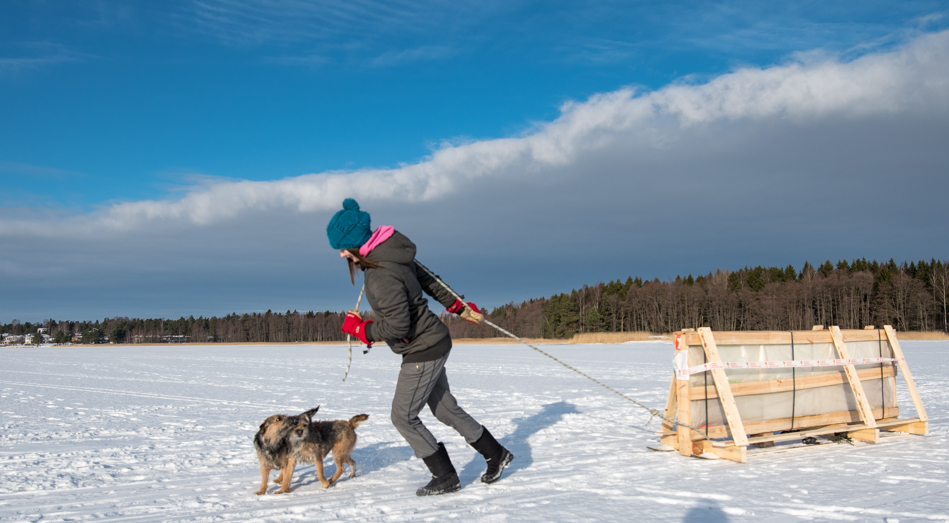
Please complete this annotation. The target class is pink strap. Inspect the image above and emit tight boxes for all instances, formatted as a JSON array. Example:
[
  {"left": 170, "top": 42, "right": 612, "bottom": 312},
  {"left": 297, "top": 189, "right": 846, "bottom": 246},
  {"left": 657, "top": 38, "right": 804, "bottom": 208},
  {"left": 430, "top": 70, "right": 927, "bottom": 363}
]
[{"left": 359, "top": 226, "right": 394, "bottom": 257}]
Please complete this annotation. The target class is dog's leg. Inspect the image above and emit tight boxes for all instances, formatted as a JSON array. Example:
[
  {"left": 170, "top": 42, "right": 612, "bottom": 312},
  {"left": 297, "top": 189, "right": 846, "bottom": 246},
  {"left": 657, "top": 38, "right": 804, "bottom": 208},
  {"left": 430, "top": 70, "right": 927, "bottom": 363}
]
[
  {"left": 329, "top": 451, "right": 347, "bottom": 485},
  {"left": 275, "top": 457, "right": 295, "bottom": 494},
  {"left": 347, "top": 457, "right": 357, "bottom": 478},
  {"left": 315, "top": 454, "right": 332, "bottom": 488},
  {"left": 256, "top": 463, "right": 271, "bottom": 495},
  {"left": 274, "top": 470, "right": 283, "bottom": 485}
]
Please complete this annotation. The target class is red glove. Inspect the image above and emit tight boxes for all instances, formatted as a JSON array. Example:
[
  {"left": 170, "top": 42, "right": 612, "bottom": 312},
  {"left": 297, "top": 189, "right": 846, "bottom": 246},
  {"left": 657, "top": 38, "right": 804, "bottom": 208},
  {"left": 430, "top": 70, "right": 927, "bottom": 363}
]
[
  {"left": 447, "top": 299, "right": 484, "bottom": 324},
  {"left": 341, "top": 311, "right": 373, "bottom": 347},
  {"left": 446, "top": 299, "right": 466, "bottom": 314}
]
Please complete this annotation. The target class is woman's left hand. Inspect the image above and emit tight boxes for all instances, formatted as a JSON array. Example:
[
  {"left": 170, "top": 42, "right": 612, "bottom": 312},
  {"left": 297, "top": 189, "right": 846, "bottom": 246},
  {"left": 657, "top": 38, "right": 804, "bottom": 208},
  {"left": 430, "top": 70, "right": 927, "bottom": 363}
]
[{"left": 448, "top": 299, "right": 484, "bottom": 324}]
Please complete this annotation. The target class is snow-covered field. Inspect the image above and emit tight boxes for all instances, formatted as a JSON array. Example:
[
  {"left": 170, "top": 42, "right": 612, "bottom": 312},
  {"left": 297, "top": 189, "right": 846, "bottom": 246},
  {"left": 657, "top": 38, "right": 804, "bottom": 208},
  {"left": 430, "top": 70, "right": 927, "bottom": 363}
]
[{"left": 1, "top": 341, "right": 947, "bottom": 522}]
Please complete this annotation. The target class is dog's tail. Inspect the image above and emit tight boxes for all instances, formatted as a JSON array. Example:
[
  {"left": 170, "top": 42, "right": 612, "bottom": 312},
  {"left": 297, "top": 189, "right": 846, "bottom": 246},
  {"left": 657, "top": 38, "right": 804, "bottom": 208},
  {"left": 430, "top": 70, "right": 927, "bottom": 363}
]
[{"left": 348, "top": 414, "right": 369, "bottom": 429}]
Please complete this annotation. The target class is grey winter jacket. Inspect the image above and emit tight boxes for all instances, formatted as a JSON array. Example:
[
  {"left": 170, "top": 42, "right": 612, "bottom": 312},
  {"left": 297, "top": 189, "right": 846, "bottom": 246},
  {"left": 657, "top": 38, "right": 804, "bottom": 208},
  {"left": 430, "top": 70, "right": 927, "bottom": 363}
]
[{"left": 361, "top": 231, "right": 457, "bottom": 362}]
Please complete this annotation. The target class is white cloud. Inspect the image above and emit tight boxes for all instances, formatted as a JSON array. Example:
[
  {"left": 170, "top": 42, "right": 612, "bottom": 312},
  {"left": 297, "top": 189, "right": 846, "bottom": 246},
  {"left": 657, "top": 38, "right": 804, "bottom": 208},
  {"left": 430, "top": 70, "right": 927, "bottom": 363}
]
[
  {"left": 4, "top": 30, "right": 949, "bottom": 239},
  {"left": 369, "top": 46, "right": 457, "bottom": 67},
  {"left": 0, "top": 43, "right": 88, "bottom": 74}
]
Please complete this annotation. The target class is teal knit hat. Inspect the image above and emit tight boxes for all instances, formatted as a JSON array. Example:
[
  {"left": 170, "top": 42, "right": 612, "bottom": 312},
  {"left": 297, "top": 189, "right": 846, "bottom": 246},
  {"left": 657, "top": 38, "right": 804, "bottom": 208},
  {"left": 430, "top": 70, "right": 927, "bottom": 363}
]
[{"left": 326, "top": 198, "right": 372, "bottom": 250}]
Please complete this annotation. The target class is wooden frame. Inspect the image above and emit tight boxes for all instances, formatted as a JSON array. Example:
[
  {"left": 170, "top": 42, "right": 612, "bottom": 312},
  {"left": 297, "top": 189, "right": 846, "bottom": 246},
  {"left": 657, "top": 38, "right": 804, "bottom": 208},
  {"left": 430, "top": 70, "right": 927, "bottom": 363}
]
[{"left": 661, "top": 325, "right": 927, "bottom": 462}]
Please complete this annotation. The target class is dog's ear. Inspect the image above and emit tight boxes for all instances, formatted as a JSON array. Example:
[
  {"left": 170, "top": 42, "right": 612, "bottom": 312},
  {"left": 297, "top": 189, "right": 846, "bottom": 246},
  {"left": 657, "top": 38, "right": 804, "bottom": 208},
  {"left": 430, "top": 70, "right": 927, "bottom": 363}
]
[{"left": 302, "top": 406, "right": 319, "bottom": 420}]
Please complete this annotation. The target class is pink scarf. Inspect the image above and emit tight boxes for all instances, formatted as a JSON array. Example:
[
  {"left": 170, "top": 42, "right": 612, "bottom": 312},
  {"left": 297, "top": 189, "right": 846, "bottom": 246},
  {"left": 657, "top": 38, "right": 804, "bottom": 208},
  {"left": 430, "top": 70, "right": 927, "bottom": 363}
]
[{"left": 359, "top": 226, "right": 394, "bottom": 257}]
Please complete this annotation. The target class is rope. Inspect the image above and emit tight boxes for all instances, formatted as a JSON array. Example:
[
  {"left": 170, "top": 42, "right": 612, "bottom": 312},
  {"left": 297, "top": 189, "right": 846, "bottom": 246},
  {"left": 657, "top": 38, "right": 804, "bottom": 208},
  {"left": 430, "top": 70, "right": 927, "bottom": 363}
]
[
  {"left": 414, "top": 259, "right": 709, "bottom": 439},
  {"left": 341, "top": 283, "right": 366, "bottom": 381}
]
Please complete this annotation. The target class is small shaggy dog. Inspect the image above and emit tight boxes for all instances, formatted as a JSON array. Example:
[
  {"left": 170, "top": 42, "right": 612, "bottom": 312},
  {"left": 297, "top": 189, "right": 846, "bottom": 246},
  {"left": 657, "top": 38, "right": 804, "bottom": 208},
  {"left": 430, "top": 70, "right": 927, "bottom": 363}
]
[
  {"left": 288, "top": 410, "right": 369, "bottom": 489},
  {"left": 253, "top": 407, "right": 319, "bottom": 495}
]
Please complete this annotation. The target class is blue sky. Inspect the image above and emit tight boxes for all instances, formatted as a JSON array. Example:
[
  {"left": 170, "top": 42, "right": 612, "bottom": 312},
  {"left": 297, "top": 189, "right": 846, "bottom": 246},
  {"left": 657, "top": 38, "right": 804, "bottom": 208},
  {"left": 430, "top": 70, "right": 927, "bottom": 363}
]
[{"left": 2, "top": 1, "right": 949, "bottom": 321}]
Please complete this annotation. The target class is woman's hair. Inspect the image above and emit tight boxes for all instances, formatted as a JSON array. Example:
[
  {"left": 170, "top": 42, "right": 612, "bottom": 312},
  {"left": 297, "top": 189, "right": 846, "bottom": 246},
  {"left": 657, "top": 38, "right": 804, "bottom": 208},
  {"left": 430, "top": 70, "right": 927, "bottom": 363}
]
[{"left": 346, "top": 248, "right": 381, "bottom": 285}]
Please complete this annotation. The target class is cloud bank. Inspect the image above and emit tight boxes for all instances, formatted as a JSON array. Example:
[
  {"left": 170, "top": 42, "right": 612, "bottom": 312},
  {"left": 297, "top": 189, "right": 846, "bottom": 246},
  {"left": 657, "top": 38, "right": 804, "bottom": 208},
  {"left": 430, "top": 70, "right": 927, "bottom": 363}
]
[{"left": 4, "top": 30, "right": 948, "bottom": 239}]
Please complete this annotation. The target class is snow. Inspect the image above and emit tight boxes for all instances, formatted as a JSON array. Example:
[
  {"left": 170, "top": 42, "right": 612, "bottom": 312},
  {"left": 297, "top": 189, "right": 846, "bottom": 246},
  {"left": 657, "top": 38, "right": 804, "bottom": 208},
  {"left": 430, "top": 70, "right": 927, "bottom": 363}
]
[{"left": 1, "top": 341, "right": 947, "bottom": 522}]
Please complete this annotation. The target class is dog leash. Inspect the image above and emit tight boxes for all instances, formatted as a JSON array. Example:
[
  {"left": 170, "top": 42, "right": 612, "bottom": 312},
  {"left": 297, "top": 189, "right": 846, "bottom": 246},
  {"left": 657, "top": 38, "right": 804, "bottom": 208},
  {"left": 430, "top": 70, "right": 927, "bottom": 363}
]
[
  {"left": 342, "top": 283, "right": 366, "bottom": 381},
  {"left": 413, "top": 259, "right": 707, "bottom": 438}
]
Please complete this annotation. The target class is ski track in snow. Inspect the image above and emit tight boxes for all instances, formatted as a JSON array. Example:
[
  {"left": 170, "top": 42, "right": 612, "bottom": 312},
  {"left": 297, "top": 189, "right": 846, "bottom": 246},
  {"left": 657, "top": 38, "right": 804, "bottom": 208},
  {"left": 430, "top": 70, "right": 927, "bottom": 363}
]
[{"left": 0, "top": 341, "right": 947, "bottom": 522}]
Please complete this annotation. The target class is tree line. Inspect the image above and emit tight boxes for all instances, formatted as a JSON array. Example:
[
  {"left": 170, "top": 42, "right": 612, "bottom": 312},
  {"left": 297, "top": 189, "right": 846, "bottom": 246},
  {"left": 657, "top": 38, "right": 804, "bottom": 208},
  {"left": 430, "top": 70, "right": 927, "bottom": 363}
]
[
  {"left": 443, "top": 258, "right": 949, "bottom": 338},
  {"left": 3, "top": 258, "right": 947, "bottom": 344},
  {"left": 2, "top": 311, "right": 350, "bottom": 345}
]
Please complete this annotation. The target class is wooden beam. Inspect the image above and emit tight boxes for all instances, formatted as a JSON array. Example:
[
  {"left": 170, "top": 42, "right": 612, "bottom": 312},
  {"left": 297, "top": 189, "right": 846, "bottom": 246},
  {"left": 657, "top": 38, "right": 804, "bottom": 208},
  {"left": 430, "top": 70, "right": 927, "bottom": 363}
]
[
  {"left": 737, "top": 418, "right": 923, "bottom": 446},
  {"left": 661, "top": 374, "right": 678, "bottom": 449},
  {"left": 678, "top": 329, "right": 890, "bottom": 347},
  {"left": 689, "top": 366, "right": 895, "bottom": 400},
  {"left": 698, "top": 327, "right": 748, "bottom": 447},
  {"left": 829, "top": 326, "right": 877, "bottom": 428},
  {"left": 883, "top": 420, "right": 928, "bottom": 436},
  {"left": 848, "top": 428, "right": 879, "bottom": 443},
  {"left": 680, "top": 330, "right": 830, "bottom": 346},
  {"left": 656, "top": 414, "right": 920, "bottom": 441},
  {"left": 884, "top": 325, "right": 928, "bottom": 422},
  {"left": 698, "top": 407, "right": 896, "bottom": 440},
  {"left": 744, "top": 423, "right": 851, "bottom": 445},
  {"left": 676, "top": 374, "right": 692, "bottom": 457},
  {"left": 701, "top": 440, "right": 747, "bottom": 463},
  {"left": 812, "top": 325, "right": 824, "bottom": 330}
]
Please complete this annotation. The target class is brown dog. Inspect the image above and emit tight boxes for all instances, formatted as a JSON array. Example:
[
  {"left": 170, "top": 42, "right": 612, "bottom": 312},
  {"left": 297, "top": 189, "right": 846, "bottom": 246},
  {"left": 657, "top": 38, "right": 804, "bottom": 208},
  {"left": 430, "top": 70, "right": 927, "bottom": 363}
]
[
  {"left": 288, "top": 410, "right": 369, "bottom": 489},
  {"left": 253, "top": 407, "right": 319, "bottom": 495}
]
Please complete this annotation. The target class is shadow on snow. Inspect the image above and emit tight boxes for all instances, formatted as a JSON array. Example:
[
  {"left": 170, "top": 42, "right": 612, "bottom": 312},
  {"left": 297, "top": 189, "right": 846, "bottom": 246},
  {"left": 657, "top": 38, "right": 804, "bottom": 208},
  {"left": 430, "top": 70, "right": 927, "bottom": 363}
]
[{"left": 459, "top": 400, "right": 580, "bottom": 485}]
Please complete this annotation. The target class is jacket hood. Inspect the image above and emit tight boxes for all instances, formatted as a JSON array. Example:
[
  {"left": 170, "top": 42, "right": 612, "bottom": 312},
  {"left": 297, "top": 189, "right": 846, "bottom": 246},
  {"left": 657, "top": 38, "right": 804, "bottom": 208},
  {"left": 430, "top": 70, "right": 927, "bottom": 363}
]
[{"left": 365, "top": 230, "right": 416, "bottom": 265}]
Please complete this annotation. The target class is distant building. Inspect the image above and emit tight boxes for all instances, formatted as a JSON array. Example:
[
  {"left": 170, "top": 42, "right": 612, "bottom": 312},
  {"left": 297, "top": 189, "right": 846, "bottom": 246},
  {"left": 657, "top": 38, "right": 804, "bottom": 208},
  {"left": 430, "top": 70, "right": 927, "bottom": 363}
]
[{"left": 2, "top": 334, "right": 25, "bottom": 345}]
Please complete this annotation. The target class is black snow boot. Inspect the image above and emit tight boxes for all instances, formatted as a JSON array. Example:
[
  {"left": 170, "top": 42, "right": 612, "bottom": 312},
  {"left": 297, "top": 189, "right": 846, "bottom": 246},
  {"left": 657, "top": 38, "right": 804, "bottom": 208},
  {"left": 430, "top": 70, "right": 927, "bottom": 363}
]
[
  {"left": 416, "top": 443, "right": 461, "bottom": 496},
  {"left": 471, "top": 427, "right": 514, "bottom": 484}
]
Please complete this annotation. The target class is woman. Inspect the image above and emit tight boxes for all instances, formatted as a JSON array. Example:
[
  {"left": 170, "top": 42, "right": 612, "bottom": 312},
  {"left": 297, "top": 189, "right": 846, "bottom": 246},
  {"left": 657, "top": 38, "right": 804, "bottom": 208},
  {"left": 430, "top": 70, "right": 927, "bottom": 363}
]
[{"left": 326, "top": 198, "right": 513, "bottom": 496}]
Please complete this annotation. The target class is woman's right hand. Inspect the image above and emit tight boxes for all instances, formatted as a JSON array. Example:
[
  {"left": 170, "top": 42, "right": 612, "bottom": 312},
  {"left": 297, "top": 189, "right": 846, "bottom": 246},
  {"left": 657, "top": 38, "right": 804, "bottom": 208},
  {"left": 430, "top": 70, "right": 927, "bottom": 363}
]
[{"left": 341, "top": 311, "right": 373, "bottom": 347}]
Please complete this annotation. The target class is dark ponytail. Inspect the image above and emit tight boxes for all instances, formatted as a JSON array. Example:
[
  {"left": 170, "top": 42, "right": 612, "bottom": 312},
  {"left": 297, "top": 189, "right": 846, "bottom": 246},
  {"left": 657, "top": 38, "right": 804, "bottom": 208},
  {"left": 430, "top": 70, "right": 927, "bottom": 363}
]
[{"left": 345, "top": 249, "right": 381, "bottom": 285}]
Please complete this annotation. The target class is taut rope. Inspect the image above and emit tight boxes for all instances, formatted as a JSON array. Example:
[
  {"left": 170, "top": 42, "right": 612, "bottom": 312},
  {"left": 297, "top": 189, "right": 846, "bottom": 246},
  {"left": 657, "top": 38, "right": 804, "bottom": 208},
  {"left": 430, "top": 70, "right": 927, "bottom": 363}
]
[{"left": 413, "top": 259, "right": 707, "bottom": 438}]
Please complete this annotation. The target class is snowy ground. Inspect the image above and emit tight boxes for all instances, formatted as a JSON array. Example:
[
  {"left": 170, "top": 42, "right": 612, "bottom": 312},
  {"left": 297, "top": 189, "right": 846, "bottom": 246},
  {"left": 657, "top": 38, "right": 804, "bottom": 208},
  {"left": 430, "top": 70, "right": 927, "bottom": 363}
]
[{"left": 1, "top": 340, "right": 947, "bottom": 522}]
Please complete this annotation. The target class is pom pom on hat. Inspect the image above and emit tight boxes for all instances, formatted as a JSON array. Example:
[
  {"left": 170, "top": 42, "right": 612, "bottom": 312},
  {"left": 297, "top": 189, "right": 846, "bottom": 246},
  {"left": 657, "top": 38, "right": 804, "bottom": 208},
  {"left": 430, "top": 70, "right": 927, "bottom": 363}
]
[{"left": 327, "top": 198, "right": 372, "bottom": 250}]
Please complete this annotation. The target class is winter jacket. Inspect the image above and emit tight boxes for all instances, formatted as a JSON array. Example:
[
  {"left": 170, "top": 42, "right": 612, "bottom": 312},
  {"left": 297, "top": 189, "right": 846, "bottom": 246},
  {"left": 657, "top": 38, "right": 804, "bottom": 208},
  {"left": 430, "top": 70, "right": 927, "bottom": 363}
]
[{"left": 361, "top": 231, "right": 457, "bottom": 363}]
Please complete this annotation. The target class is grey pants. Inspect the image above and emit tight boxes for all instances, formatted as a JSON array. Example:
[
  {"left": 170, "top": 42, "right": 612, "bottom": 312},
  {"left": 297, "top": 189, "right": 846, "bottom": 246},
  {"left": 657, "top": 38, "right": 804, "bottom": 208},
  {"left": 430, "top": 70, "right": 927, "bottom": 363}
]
[{"left": 391, "top": 353, "right": 484, "bottom": 458}]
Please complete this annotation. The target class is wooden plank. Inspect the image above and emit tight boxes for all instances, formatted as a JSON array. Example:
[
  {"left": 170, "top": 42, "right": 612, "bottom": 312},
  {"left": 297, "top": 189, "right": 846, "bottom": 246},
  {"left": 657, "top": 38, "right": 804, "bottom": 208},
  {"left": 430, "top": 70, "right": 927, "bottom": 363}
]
[
  {"left": 661, "top": 374, "right": 678, "bottom": 449},
  {"left": 697, "top": 407, "right": 897, "bottom": 440},
  {"left": 829, "top": 326, "right": 877, "bottom": 428},
  {"left": 679, "top": 329, "right": 892, "bottom": 347},
  {"left": 882, "top": 420, "right": 928, "bottom": 436},
  {"left": 681, "top": 330, "right": 832, "bottom": 346},
  {"left": 813, "top": 325, "right": 824, "bottom": 330},
  {"left": 662, "top": 374, "right": 677, "bottom": 431},
  {"left": 884, "top": 325, "right": 929, "bottom": 422},
  {"left": 701, "top": 440, "right": 746, "bottom": 463},
  {"left": 745, "top": 423, "right": 852, "bottom": 445},
  {"left": 676, "top": 373, "right": 692, "bottom": 457},
  {"left": 659, "top": 416, "right": 919, "bottom": 439},
  {"left": 689, "top": 366, "right": 895, "bottom": 400},
  {"left": 864, "top": 325, "right": 875, "bottom": 330},
  {"left": 848, "top": 428, "right": 879, "bottom": 443},
  {"left": 698, "top": 327, "right": 748, "bottom": 447}
]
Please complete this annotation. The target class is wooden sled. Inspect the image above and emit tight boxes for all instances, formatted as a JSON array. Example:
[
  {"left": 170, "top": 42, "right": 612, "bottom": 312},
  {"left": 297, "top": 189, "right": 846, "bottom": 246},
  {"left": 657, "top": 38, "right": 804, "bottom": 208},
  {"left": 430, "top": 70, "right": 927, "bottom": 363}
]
[{"left": 657, "top": 325, "right": 928, "bottom": 462}]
